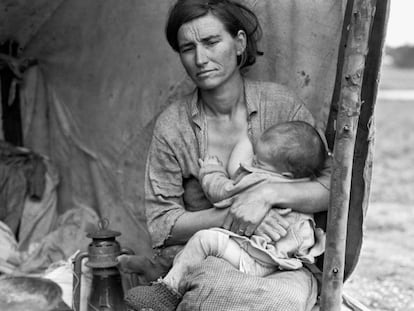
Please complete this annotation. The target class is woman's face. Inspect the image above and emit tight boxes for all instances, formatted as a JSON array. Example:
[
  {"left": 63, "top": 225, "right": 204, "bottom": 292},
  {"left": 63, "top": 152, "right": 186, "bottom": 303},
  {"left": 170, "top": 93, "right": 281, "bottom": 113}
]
[{"left": 177, "top": 13, "right": 246, "bottom": 90}]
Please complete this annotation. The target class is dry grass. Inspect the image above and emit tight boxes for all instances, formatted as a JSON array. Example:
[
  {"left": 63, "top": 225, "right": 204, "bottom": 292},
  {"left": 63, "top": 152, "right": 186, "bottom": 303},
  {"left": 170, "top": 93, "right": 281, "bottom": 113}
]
[
  {"left": 343, "top": 68, "right": 414, "bottom": 310},
  {"left": 370, "top": 99, "right": 414, "bottom": 204}
]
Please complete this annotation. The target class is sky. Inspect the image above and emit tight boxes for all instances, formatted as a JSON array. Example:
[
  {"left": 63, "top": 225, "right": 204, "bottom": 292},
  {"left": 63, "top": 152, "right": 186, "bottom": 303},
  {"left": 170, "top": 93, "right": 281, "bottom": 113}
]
[{"left": 386, "top": 0, "right": 414, "bottom": 47}]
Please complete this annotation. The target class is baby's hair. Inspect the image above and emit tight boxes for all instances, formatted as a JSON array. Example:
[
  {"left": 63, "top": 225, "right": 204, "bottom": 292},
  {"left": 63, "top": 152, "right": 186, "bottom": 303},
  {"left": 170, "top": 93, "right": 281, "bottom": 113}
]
[{"left": 258, "top": 121, "right": 327, "bottom": 178}]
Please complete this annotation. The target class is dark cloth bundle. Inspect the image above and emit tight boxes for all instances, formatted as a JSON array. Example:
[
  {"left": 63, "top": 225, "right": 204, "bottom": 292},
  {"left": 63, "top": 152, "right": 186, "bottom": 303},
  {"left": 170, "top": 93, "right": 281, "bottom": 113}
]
[{"left": 0, "top": 140, "right": 46, "bottom": 234}]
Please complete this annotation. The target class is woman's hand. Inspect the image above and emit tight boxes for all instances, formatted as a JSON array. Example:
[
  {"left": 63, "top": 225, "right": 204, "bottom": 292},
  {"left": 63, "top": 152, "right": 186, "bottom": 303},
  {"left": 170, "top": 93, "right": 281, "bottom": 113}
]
[
  {"left": 215, "top": 178, "right": 329, "bottom": 237},
  {"left": 216, "top": 185, "right": 273, "bottom": 236},
  {"left": 254, "top": 208, "right": 291, "bottom": 241}
]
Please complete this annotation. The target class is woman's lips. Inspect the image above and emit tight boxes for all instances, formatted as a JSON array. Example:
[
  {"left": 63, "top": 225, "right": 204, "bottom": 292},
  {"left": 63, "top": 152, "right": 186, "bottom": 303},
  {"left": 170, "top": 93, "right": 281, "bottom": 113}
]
[{"left": 197, "top": 69, "right": 215, "bottom": 78}]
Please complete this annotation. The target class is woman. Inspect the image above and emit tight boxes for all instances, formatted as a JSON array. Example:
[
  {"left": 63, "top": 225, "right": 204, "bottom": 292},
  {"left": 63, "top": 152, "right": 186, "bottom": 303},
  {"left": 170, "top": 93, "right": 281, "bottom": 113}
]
[{"left": 125, "top": 0, "right": 330, "bottom": 309}]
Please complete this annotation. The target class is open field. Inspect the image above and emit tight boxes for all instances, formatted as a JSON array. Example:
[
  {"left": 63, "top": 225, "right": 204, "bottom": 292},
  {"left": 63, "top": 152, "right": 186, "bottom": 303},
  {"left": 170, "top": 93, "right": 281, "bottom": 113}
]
[
  {"left": 379, "top": 65, "right": 414, "bottom": 90},
  {"left": 343, "top": 66, "right": 414, "bottom": 311}
]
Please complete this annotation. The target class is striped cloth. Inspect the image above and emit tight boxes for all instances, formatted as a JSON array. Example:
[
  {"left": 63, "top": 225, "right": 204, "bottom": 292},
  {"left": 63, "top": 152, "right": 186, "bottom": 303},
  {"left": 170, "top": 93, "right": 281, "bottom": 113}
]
[{"left": 176, "top": 256, "right": 318, "bottom": 311}]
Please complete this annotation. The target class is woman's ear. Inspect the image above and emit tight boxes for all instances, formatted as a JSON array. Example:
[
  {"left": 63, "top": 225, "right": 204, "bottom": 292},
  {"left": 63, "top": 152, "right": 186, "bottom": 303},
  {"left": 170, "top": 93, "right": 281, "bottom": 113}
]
[{"left": 235, "top": 30, "right": 247, "bottom": 54}]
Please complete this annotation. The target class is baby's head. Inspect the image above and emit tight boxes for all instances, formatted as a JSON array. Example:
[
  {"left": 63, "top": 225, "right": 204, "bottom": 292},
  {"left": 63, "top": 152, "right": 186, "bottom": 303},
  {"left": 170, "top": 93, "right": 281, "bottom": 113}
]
[{"left": 254, "top": 121, "right": 327, "bottom": 178}]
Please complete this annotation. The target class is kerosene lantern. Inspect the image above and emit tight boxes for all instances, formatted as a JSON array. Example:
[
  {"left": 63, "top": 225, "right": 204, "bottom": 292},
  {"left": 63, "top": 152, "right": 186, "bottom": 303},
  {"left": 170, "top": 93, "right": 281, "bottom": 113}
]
[{"left": 72, "top": 218, "right": 135, "bottom": 311}]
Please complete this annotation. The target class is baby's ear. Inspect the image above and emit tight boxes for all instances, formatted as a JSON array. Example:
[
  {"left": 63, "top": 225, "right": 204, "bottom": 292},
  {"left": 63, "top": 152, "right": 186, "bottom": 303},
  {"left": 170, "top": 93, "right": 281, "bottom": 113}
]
[{"left": 281, "top": 172, "right": 294, "bottom": 178}]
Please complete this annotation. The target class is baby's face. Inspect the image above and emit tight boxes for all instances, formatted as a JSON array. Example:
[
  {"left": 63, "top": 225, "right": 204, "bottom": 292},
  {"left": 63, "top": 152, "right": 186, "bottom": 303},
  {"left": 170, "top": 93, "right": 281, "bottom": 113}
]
[
  {"left": 253, "top": 140, "right": 278, "bottom": 172},
  {"left": 252, "top": 155, "right": 273, "bottom": 171}
]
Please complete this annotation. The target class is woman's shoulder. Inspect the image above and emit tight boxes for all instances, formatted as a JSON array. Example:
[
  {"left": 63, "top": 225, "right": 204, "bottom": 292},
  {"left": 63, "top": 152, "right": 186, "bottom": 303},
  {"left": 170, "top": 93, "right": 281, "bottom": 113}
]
[
  {"left": 246, "top": 78, "right": 302, "bottom": 102},
  {"left": 244, "top": 78, "right": 307, "bottom": 113},
  {"left": 153, "top": 93, "right": 194, "bottom": 137},
  {"left": 244, "top": 78, "right": 314, "bottom": 125},
  {"left": 156, "top": 99, "right": 187, "bottom": 122}
]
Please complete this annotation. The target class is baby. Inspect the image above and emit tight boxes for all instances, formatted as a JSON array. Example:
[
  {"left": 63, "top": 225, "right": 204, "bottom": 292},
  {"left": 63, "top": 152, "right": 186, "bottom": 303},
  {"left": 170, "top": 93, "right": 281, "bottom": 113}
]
[{"left": 126, "top": 121, "right": 328, "bottom": 311}]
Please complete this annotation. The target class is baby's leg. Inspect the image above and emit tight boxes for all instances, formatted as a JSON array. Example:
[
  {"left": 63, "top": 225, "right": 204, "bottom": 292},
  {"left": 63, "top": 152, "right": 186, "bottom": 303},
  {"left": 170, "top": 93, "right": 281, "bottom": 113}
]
[
  {"left": 239, "top": 249, "right": 278, "bottom": 277},
  {"left": 164, "top": 229, "right": 242, "bottom": 290},
  {"left": 124, "top": 232, "right": 242, "bottom": 311}
]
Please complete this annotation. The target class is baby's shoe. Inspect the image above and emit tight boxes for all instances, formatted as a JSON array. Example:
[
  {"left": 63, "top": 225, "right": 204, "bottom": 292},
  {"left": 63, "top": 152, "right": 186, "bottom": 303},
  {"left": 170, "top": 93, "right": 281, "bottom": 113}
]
[{"left": 125, "top": 280, "right": 182, "bottom": 311}]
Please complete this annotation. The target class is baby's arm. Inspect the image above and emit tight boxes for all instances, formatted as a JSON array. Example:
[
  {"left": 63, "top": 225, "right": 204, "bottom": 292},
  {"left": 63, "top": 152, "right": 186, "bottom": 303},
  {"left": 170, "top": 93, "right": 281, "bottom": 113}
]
[
  {"left": 198, "top": 155, "right": 224, "bottom": 167},
  {"left": 199, "top": 155, "right": 239, "bottom": 203}
]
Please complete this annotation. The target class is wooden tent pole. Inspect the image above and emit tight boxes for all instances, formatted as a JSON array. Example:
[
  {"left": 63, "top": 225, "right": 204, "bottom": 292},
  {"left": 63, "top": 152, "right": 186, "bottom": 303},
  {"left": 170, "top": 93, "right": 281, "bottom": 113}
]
[
  {"left": 345, "top": 0, "right": 391, "bottom": 279},
  {"left": 325, "top": 0, "right": 355, "bottom": 150},
  {"left": 320, "top": 0, "right": 376, "bottom": 310}
]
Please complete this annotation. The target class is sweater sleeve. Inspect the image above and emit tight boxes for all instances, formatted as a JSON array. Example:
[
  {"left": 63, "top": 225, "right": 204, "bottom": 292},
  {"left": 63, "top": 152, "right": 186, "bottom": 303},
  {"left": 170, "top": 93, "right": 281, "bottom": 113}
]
[
  {"left": 145, "top": 132, "right": 187, "bottom": 248},
  {"left": 198, "top": 163, "right": 237, "bottom": 203}
]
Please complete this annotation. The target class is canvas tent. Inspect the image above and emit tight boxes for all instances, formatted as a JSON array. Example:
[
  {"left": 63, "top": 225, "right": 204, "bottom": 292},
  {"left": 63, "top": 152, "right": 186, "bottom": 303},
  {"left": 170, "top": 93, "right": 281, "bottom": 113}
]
[{"left": 0, "top": 0, "right": 388, "bottom": 310}]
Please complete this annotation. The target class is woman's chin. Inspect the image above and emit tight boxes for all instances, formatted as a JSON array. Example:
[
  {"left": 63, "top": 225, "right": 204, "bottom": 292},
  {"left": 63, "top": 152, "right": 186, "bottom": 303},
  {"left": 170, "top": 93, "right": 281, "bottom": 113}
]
[
  {"left": 195, "top": 76, "right": 236, "bottom": 91},
  {"left": 195, "top": 79, "right": 220, "bottom": 90}
]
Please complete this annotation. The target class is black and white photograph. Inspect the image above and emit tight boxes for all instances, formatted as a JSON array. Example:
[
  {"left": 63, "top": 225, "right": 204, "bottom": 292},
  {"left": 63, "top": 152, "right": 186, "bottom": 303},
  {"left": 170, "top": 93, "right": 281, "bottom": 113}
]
[{"left": 0, "top": 1, "right": 412, "bottom": 310}]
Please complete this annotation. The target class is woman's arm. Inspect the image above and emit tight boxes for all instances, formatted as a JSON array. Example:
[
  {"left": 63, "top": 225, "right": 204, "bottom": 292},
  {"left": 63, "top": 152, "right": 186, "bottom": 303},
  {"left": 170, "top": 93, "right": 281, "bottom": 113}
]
[
  {"left": 261, "top": 179, "right": 329, "bottom": 212},
  {"left": 166, "top": 207, "right": 228, "bottom": 245},
  {"left": 146, "top": 108, "right": 232, "bottom": 248},
  {"left": 214, "top": 83, "right": 332, "bottom": 237},
  {"left": 220, "top": 178, "right": 330, "bottom": 236}
]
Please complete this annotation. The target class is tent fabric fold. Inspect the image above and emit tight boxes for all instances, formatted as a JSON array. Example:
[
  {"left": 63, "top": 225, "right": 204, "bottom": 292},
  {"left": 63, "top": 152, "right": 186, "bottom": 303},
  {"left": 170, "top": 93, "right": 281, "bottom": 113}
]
[{"left": 1, "top": 0, "right": 369, "bottom": 286}]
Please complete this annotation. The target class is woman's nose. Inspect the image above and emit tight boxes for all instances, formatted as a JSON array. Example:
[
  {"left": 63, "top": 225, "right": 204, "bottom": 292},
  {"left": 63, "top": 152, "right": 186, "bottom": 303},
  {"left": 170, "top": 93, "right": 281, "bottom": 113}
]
[{"left": 195, "top": 46, "right": 208, "bottom": 66}]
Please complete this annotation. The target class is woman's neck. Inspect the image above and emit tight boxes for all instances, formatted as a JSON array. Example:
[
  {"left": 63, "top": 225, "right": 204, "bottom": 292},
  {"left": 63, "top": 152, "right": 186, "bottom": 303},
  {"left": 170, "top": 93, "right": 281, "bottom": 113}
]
[{"left": 200, "top": 74, "right": 244, "bottom": 117}]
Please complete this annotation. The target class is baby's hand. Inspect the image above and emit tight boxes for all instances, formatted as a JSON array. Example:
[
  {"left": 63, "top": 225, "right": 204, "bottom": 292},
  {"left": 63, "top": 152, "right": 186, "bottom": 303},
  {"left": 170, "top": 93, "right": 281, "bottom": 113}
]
[{"left": 198, "top": 155, "right": 223, "bottom": 167}]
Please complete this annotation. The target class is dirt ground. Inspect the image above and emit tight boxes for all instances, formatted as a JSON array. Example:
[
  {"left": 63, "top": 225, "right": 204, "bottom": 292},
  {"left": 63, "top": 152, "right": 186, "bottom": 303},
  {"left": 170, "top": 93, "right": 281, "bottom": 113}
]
[{"left": 343, "top": 67, "right": 414, "bottom": 311}]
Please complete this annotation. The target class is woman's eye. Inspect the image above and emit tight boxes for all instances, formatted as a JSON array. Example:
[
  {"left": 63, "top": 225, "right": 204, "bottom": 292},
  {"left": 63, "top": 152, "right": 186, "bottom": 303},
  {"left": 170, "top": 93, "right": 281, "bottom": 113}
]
[
  {"left": 180, "top": 46, "right": 194, "bottom": 53},
  {"left": 206, "top": 40, "right": 219, "bottom": 46}
]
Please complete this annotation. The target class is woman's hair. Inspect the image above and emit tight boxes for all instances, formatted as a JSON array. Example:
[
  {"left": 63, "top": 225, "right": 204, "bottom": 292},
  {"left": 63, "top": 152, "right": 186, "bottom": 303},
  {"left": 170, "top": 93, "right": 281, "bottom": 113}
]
[
  {"left": 258, "top": 121, "right": 327, "bottom": 178},
  {"left": 165, "top": 0, "right": 263, "bottom": 69}
]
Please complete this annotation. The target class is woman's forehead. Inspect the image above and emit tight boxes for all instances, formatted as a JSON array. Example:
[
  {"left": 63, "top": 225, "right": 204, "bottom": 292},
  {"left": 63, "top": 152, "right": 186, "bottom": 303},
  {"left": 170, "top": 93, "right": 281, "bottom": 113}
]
[{"left": 177, "top": 13, "right": 228, "bottom": 43}]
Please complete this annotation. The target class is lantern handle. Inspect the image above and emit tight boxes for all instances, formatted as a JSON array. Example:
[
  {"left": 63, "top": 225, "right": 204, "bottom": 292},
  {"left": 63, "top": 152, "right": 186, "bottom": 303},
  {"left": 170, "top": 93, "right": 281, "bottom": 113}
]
[{"left": 98, "top": 218, "right": 109, "bottom": 230}]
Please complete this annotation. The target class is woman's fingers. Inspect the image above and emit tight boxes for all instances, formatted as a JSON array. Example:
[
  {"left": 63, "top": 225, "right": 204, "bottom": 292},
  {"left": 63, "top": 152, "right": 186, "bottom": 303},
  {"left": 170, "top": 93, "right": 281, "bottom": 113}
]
[
  {"left": 260, "top": 224, "right": 284, "bottom": 241},
  {"left": 222, "top": 207, "right": 291, "bottom": 241},
  {"left": 255, "top": 222, "right": 284, "bottom": 242},
  {"left": 229, "top": 197, "right": 269, "bottom": 228},
  {"left": 222, "top": 208, "right": 251, "bottom": 236},
  {"left": 220, "top": 188, "right": 279, "bottom": 237},
  {"left": 214, "top": 197, "right": 233, "bottom": 209},
  {"left": 263, "top": 208, "right": 290, "bottom": 229},
  {"left": 230, "top": 220, "right": 240, "bottom": 234},
  {"left": 273, "top": 214, "right": 290, "bottom": 230},
  {"left": 254, "top": 208, "right": 292, "bottom": 241},
  {"left": 222, "top": 212, "right": 234, "bottom": 231},
  {"left": 219, "top": 190, "right": 270, "bottom": 235},
  {"left": 277, "top": 208, "right": 292, "bottom": 216},
  {"left": 244, "top": 224, "right": 256, "bottom": 237},
  {"left": 230, "top": 216, "right": 245, "bottom": 234}
]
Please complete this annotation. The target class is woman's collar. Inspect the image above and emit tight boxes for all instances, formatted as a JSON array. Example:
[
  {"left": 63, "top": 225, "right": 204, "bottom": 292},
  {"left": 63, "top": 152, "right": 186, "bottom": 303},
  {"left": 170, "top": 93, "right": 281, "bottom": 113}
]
[
  {"left": 243, "top": 78, "right": 259, "bottom": 117},
  {"left": 189, "top": 77, "right": 259, "bottom": 125}
]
